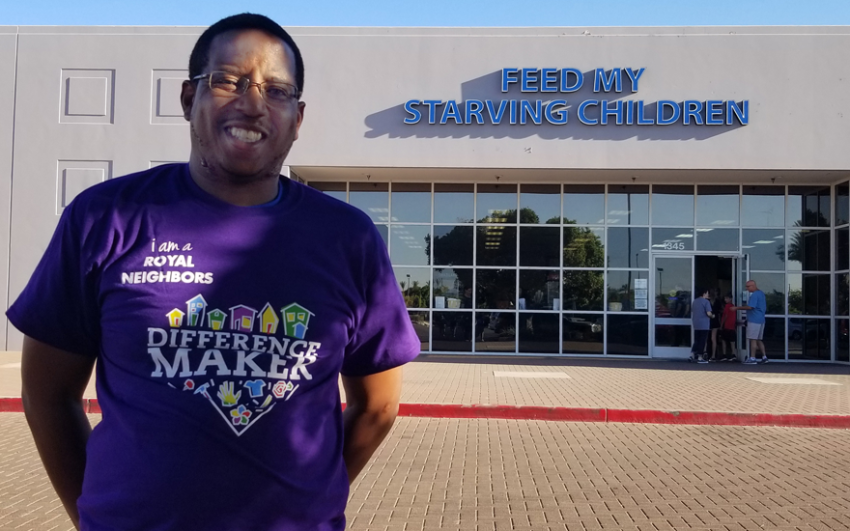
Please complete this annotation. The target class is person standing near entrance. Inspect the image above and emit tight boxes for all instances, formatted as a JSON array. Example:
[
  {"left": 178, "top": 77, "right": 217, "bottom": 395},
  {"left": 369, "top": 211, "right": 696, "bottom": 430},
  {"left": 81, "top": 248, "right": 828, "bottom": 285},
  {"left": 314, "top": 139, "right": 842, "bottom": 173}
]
[
  {"left": 734, "top": 279, "right": 768, "bottom": 364},
  {"left": 719, "top": 292, "right": 739, "bottom": 361},
  {"left": 690, "top": 287, "right": 714, "bottom": 364}
]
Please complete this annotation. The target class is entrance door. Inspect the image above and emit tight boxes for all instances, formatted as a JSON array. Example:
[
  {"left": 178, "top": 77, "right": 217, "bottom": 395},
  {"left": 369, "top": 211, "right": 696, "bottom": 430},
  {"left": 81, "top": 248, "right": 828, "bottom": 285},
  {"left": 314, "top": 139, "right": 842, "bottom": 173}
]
[{"left": 652, "top": 255, "right": 694, "bottom": 358}]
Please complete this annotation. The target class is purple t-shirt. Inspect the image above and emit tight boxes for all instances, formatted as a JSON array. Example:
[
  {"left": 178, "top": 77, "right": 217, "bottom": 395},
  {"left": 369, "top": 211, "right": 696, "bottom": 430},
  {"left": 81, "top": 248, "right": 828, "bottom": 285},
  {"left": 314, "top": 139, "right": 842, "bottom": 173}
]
[{"left": 8, "top": 164, "right": 421, "bottom": 531}]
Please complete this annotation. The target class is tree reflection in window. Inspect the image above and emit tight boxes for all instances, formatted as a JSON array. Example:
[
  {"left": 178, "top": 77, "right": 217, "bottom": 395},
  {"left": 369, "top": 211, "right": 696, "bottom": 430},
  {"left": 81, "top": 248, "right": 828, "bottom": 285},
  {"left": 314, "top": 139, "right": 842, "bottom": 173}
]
[{"left": 563, "top": 224, "right": 604, "bottom": 267}]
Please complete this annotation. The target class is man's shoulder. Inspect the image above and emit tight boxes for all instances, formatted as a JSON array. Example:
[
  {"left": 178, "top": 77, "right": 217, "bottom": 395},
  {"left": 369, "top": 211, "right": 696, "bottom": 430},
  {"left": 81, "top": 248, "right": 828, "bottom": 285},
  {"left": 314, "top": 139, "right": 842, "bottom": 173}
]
[
  {"left": 291, "top": 181, "right": 377, "bottom": 229},
  {"left": 70, "top": 163, "right": 186, "bottom": 213}
]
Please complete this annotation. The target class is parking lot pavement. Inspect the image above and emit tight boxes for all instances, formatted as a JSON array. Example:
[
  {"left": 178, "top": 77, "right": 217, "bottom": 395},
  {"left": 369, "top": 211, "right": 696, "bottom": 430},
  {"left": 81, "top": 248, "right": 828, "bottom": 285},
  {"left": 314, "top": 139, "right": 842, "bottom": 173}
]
[{"left": 2, "top": 413, "right": 849, "bottom": 531}]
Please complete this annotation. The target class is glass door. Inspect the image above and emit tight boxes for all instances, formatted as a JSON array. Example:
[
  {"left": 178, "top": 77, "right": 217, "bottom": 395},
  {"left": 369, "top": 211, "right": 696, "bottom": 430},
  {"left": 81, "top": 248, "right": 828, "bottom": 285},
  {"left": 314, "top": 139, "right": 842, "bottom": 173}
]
[{"left": 652, "top": 255, "right": 694, "bottom": 358}]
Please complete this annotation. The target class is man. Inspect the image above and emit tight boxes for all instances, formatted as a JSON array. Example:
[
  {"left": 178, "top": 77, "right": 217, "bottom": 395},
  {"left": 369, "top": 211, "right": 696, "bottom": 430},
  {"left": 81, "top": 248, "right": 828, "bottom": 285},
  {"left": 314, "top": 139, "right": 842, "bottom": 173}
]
[
  {"left": 10, "top": 13, "right": 420, "bottom": 531},
  {"left": 690, "top": 287, "right": 714, "bottom": 364},
  {"left": 734, "top": 280, "right": 768, "bottom": 364}
]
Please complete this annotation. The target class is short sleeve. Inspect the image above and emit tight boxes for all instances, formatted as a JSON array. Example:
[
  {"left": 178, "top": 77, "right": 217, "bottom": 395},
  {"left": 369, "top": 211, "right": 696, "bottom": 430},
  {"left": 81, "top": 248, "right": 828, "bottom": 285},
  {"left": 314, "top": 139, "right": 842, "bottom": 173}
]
[
  {"left": 341, "top": 226, "right": 420, "bottom": 377},
  {"left": 6, "top": 201, "right": 101, "bottom": 357}
]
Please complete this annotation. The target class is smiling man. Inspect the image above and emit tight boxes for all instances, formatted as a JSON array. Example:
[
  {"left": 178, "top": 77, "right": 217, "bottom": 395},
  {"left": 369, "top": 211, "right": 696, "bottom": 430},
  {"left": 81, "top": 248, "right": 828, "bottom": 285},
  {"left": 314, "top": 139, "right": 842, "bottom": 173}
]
[{"left": 9, "top": 13, "right": 420, "bottom": 531}]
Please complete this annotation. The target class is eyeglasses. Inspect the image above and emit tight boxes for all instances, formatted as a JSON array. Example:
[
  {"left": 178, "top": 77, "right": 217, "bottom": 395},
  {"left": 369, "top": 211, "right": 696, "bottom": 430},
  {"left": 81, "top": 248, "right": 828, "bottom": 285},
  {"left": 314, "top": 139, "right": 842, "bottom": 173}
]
[{"left": 192, "top": 71, "right": 301, "bottom": 106}]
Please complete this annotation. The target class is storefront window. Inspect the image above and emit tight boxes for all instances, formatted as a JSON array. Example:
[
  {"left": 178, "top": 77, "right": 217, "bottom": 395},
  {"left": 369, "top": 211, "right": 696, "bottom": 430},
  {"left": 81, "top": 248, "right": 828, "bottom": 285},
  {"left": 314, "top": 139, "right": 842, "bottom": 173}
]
[
  {"left": 606, "top": 315, "right": 649, "bottom": 355},
  {"left": 519, "top": 270, "right": 560, "bottom": 310},
  {"left": 519, "top": 313, "right": 559, "bottom": 353},
  {"left": 836, "top": 319, "right": 849, "bottom": 362},
  {"left": 836, "top": 227, "right": 849, "bottom": 271},
  {"left": 407, "top": 311, "right": 430, "bottom": 352},
  {"left": 748, "top": 273, "right": 785, "bottom": 315},
  {"left": 607, "top": 227, "right": 649, "bottom": 268},
  {"left": 761, "top": 318, "right": 787, "bottom": 360},
  {"left": 391, "top": 183, "right": 431, "bottom": 223},
  {"left": 431, "top": 312, "right": 472, "bottom": 352},
  {"left": 787, "top": 273, "right": 830, "bottom": 315},
  {"left": 375, "top": 225, "right": 388, "bottom": 246},
  {"left": 476, "top": 311, "right": 516, "bottom": 352},
  {"left": 477, "top": 226, "right": 516, "bottom": 266},
  {"left": 563, "top": 270, "right": 603, "bottom": 311},
  {"left": 788, "top": 186, "right": 830, "bottom": 227},
  {"left": 607, "top": 185, "right": 648, "bottom": 225},
  {"left": 563, "top": 227, "right": 604, "bottom": 267},
  {"left": 520, "top": 184, "right": 560, "bottom": 224},
  {"left": 434, "top": 184, "right": 473, "bottom": 223},
  {"left": 607, "top": 270, "right": 649, "bottom": 312},
  {"left": 477, "top": 184, "right": 517, "bottom": 223},
  {"left": 563, "top": 185, "right": 605, "bottom": 225},
  {"left": 742, "top": 229, "right": 784, "bottom": 270},
  {"left": 432, "top": 268, "right": 473, "bottom": 308},
  {"left": 562, "top": 313, "right": 604, "bottom": 354},
  {"left": 349, "top": 183, "right": 389, "bottom": 222},
  {"left": 476, "top": 269, "right": 516, "bottom": 310},
  {"left": 836, "top": 273, "right": 849, "bottom": 317},
  {"left": 836, "top": 182, "right": 849, "bottom": 226},
  {"left": 652, "top": 185, "right": 694, "bottom": 226},
  {"left": 786, "top": 229, "right": 830, "bottom": 271},
  {"left": 788, "top": 318, "right": 829, "bottom": 360},
  {"left": 742, "top": 186, "right": 784, "bottom": 227},
  {"left": 651, "top": 228, "right": 694, "bottom": 252},
  {"left": 696, "top": 228, "right": 738, "bottom": 252},
  {"left": 310, "top": 181, "right": 346, "bottom": 202},
  {"left": 393, "top": 267, "right": 431, "bottom": 309},
  {"left": 433, "top": 225, "right": 473, "bottom": 266},
  {"left": 390, "top": 225, "right": 431, "bottom": 266},
  {"left": 520, "top": 226, "right": 560, "bottom": 267},
  {"left": 697, "top": 185, "right": 740, "bottom": 226}
]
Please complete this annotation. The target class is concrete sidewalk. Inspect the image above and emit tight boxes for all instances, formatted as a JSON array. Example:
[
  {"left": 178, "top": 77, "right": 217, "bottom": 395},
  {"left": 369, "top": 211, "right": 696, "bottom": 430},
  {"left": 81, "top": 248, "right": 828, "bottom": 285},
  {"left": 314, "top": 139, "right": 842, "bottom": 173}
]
[{"left": 2, "top": 350, "right": 848, "bottom": 426}]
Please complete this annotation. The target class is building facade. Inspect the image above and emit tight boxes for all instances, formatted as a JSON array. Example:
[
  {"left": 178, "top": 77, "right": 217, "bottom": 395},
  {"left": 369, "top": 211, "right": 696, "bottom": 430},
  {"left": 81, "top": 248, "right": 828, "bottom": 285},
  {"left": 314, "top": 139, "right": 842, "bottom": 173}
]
[{"left": 0, "top": 25, "right": 848, "bottom": 361}]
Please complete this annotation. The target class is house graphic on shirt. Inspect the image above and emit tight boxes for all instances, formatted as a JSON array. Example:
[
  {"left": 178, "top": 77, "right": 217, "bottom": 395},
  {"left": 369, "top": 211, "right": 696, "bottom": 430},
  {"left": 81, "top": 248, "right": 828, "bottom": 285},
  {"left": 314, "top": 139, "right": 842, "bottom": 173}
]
[
  {"left": 229, "top": 305, "right": 257, "bottom": 332},
  {"left": 166, "top": 308, "right": 185, "bottom": 328},
  {"left": 259, "top": 303, "right": 280, "bottom": 334},
  {"left": 186, "top": 294, "right": 207, "bottom": 327},
  {"left": 281, "top": 303, "right": 313, "bottom": 339},
  {"left": 206, "top": 309, "right": 227, "bottom": 330}
]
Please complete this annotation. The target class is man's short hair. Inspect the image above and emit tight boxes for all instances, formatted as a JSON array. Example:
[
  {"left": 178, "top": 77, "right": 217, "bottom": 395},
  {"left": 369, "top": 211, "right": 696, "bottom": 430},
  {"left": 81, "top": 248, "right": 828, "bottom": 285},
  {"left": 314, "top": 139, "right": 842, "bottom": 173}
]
[{"left": 189, "top": 13, "right": 305, "bottom": 95}]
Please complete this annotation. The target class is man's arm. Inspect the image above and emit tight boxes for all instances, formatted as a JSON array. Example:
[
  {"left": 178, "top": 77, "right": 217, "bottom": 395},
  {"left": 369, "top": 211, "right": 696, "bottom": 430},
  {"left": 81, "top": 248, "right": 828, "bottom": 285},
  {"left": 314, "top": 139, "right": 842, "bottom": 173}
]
[
  {"left": 341, "top": 366, "right": 403, "bottom": 485},
  {"left": 20, "top": 335, "right": 95, "bottom": 529}
]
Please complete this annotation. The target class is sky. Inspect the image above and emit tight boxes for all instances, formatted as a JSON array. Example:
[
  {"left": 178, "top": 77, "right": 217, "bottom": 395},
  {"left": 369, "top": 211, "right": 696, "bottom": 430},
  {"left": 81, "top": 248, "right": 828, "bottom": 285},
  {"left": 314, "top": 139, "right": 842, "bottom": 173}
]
[{"left": 3, "top": 0, "right": 850, "bottom": 27}]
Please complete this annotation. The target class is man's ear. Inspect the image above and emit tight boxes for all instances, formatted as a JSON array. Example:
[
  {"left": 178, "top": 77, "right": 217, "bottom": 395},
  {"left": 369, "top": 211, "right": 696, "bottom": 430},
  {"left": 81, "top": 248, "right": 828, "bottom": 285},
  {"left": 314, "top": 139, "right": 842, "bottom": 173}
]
[
  {"left": 180, "top": 80, "right": 196, "bottom": 121},
  {"left": 294, "top": 101, "right": 306, "bottom": 140}
]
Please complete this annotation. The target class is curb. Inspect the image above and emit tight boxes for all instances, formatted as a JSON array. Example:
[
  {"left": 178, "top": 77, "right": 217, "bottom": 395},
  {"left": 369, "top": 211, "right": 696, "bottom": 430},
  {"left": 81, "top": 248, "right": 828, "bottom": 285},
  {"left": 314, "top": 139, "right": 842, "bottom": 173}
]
[{"left": 2, "top": 398, "right": 848, "bottom": 429}]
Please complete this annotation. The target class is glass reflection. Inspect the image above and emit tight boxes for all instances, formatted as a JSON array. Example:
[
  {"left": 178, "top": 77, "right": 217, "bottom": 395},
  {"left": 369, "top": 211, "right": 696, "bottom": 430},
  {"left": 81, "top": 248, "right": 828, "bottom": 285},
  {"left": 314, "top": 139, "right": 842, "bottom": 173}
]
[
  {"left": 407, "top": 311, "right": 429, "bottom": 352},
  {"left": 393, "top": 267, "right": 431, "bottom": 309},
  {"left": 742, "top": 186, "right": 784, "bottom": 227},
  {"left": 607, "top": 185, "right": 649, "bottom": 225},
  {"left": 520, "top": 184, "right": 560, "bottom": 224},
  {"left": 476, "top": 269, "right": 516, "bottom": 310},
  {"left": 477, "top": 226, "right": 517, "bottom": 266},
  {"left": 519, "top": 313, "right": 559, "bottom": 353},
  {"left": 434, "top": 184, "right": 473, "bottom": 223},
  {"left": 606, "top": 228, "right": 648, "bottom": 269},
  {"left": 310, "top": 181, "right": 346, "bottom": 203},
  {"left": 349, "top": 183, "right": 389, "bottom": 222},
  {"left": 786, "top": 230, "right": 830, "bottom": 271},
  {"left": 788, "top": 318, "right": 829, "bottom": 360},
  {"left": 836, "top": 182, "right": 849, "bottom": 226},
  {"left": 607, "top": 315, "right": 649, "bottom": 355},
  {"left": 696, "top": 185, "right": 740, "bottom": 226},
  {"left": 652, "top": 185, "right": 694, "bottom": 226},
  {"left": 476, "top": 311, "right": 516, "bottom": 352},
  {"left": 520, "top": 227, "right": 560, "bottom": 267},
  {"left": 375, "top": 225, "right": 388, "bottom": 246},
  {"left": 655, "top": 325, "right": 691, "bottom": 348},
  {"left": 391, "top": 183, "right": 431, "bottom": 223},
  {"left": 432, "top": 268, "right": 473, "bottom": 309},
  {"left": 607, "top": 270, "right": 648, "bottom": 312},
  {"left": 519, "top": 270, "right": 560, "bottom": 310},
  {"left": 654, "top": 258, "right": 691, "bottom": 318},
  {"left": 836, "top": 319, "right": 849, "bottom": 362},
  {"left": 837, "top": 273, "right": 849, "bottom": 317},
  {"left": 837, "top": 227, "right": 849, "bottom": 271},
  {"left": 651, "top": 228, "right": 694, "bottom": 252},
  {"left": 748, "top": 273, "right": 784, "bottom": 315},
  {"left": 742, "top": 229, "right": 784, "bottom": 270},
  {"left": 432, "top": 312, "right": 472, "bottom": 352},
  {"left": 787, "top": 273, "right": 830, "bottom": 316},
  {"left": 563, "top": 227, "right": 604, "bottom": 267},
  {"left": 390, "top": 225, "right": 431, "bottom": 266},
  {"left": 759, "top": 318, "right": 786, "bottom": 360},
  {"left": 696, "top": 228, "right": 738, "bottom": 252},
  {"left": 433, "top": 225, "right": 473, "bottom": 266},
  {"left": 787, "top": 186, "right": 830, "bottom": 227},
  {"left": 477, "top": 184, "right": 517, "bottom": 223},
  {"left": 563, "top": 270, "right": 603, "bottom": 311},
  {"left": 563, "top": 185, "right": 605, "bottom": 225},
  {"left": 562, "top": 313, "right": 603, "bottom": 354}
]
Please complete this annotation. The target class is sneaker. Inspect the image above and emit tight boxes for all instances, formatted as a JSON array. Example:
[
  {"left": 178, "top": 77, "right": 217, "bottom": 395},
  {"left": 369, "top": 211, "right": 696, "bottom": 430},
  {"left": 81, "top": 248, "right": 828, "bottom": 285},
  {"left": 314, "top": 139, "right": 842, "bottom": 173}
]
[
  {"left": 708, "top": 358, "right": 718, "bottom": 363},
  {"left": 742, "top": 357, "right": 758, "bottom": 364},
  {"left": 724, "top": 356, "right": 737, "bottom": 362},
  {"left": 688, "top": 355, "right": 695, "bottom": 363},
  {"left": 758, "top": 357, "right": 770, "bottom": 364},
  {"left": 697, "top": 357, "right": 709, "bottom": 364}
]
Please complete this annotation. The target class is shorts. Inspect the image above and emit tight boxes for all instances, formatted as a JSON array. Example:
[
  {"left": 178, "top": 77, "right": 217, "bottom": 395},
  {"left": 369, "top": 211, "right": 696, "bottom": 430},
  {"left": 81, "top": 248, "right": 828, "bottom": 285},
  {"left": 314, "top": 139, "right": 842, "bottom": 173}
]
[
  {"left": 720, "top": 329, "right": 736, "bottom": 343},
  {"left": 746, "top": 322, "right": 765, "bottom": 340}
]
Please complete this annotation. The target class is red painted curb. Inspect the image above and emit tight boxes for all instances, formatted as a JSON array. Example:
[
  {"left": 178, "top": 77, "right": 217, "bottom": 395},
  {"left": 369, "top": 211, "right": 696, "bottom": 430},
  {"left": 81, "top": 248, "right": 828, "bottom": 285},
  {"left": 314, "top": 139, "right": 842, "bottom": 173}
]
[{"left": 2, "top": 397, "right": 849, "bottom": 429}]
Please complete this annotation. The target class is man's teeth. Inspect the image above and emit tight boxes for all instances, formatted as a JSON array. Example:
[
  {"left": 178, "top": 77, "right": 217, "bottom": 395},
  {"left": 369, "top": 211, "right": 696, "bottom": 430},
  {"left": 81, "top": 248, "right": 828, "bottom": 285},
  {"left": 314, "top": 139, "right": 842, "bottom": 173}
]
[{"left": 227, "top": 127, "right": 262, "bottom": 143}]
